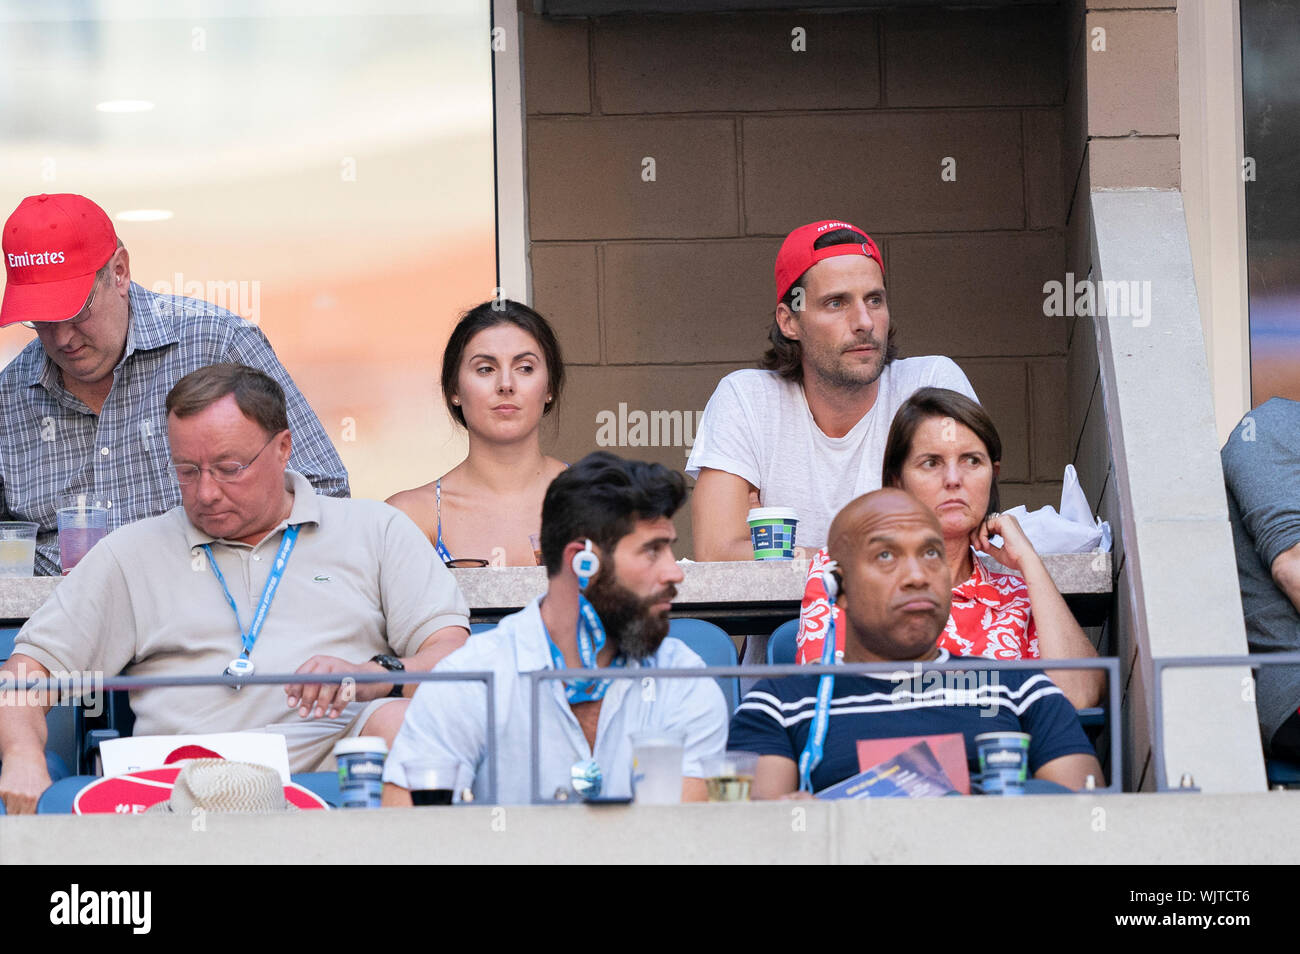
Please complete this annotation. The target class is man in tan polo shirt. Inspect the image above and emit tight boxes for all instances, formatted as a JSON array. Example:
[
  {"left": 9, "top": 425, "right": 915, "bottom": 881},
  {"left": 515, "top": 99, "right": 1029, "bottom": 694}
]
[{"left": 0, "top": 363, "right": 470, "bottom": 812}]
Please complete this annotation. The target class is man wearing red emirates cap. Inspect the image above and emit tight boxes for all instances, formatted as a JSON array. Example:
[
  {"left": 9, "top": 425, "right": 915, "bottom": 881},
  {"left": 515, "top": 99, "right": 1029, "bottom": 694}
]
[
  {"left": 0, "top": 194, "right": 348, "bottom": 574},
  {"left": 687, "top": 220, "right": 977, "bottom": 562}
]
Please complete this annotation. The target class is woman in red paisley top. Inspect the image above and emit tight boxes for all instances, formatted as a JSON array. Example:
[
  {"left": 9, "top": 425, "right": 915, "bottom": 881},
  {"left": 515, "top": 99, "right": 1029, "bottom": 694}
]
[{"left": 796, "top": 387, "right": 1102, "bottom": 710}]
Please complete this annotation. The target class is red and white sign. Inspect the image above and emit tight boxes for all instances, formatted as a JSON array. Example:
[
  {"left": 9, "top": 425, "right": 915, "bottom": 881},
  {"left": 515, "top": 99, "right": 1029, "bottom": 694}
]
[
  {"left": 100, "top": 732, "right": 293, "bottom": 782},
  {"left": 71, "top": 767, "right": 329, "bottom": 814}
]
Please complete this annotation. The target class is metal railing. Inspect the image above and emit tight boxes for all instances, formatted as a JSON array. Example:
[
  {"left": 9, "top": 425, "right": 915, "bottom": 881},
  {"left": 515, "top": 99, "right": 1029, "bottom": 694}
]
[
  {"left": 4, "top": 670, "right": 499, "bottom": 805},
  {"left": 8, "top": 658, "right": 1122, "bottom": 807},
  {"left": 1150, "top": 652, "right": 1295, "bottom": 792},
  {"left": 529, "top": 657, "right": 1122, "bottom": 803}
]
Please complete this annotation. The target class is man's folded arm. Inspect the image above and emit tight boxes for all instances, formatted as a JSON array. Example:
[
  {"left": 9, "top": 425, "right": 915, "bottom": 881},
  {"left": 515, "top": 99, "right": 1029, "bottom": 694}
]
[
  {"left": 1034, "top": 752, "right": 1103, "bottom": 791},
  {"left": 692, "top": 468, "right": 760, "bottom": 562}
]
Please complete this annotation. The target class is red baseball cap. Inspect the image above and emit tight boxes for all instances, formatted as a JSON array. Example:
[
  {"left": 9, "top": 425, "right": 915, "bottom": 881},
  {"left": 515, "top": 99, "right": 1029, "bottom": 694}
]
[
  {"left": 1, "top": 193, "right": 118, "bottom": 327},
  {"left": 774, "top": 219, "right": 884, "bottom": 304}
]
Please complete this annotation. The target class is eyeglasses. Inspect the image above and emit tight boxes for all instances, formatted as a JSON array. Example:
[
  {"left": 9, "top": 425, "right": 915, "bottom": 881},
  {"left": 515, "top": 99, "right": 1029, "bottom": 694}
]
[
  {"left": 21, "top": 276, "right": 100, "bottom": 331},
  {"left": 444, "top": 558, "right": 490, "bottom": 569},
  {"left": 172, "top": 431, "right": 282, "bottom": 485}
]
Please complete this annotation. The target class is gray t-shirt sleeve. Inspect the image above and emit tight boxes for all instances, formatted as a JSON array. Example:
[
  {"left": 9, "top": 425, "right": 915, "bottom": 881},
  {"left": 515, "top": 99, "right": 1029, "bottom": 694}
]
[
  {"left": 378, "top": 507, "right": 471, "bottom": 657},
  {"left": 685, "top": 374, "right": 763, "bottom": 486},
  {"left": 1221, "top": 400, "right": 1300, "bottom": 568}
]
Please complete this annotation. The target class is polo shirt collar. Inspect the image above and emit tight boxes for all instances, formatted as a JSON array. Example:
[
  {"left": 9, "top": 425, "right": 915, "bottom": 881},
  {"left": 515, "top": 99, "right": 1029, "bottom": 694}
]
[{"left": 182, "top": 470, "right": 321, "bottom": 550}]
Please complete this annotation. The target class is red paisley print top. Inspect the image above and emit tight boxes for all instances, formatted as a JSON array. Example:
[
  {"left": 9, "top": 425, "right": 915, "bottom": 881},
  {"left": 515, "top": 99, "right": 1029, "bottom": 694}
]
[{"left": 794, "top": 546, "right": 1039, "bottom": 663}]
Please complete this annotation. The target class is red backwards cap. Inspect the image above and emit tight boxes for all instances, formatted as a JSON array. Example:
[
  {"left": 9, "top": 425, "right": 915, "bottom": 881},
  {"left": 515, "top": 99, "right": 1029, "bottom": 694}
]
[
  {"left": 1, "top": 194, "right": 118, "bottom": 327},
  {"left": 774, "top": 219, "right": 884, "bottom": 304}
]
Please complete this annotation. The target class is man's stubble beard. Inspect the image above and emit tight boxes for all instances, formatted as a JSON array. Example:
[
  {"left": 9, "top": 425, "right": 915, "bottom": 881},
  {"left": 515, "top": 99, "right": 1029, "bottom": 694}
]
[{"left": 804, "top": 337, "right": 888, "bottom": 393}]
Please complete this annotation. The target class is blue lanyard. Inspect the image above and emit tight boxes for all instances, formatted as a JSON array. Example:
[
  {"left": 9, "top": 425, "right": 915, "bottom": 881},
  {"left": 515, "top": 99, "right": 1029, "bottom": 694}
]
[
  {"left": 543, "top": 594, "right": 626, "bottom": 704},
  {"left": 797, "top": 594, "right": 839, "bottom": 793},
  {"left": 202, "top": 524, "right": 300, "bottom": 660},
  {"left": 543, "top": 558, "right": 626, "bottom": 703}
]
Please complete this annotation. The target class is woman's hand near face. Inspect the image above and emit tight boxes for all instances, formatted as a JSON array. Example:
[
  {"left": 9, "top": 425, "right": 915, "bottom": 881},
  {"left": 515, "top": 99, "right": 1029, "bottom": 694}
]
[
  {"left": 973, "top": 512, "right": 1103, "bottom": 708},
  {"left": 969, "top": 512, "right": 1044, "bottom": 576}
]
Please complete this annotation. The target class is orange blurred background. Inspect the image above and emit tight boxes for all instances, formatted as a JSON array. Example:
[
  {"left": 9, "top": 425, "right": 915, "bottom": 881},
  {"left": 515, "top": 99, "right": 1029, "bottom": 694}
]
[{"left": 0, "top": 2, "right": 497, "bottom": 501}]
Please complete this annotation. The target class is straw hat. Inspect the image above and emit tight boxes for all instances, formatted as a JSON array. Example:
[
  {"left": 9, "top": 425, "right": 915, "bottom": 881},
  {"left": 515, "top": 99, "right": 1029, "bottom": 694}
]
[{"left": 148, "top": 759, "right": 297, "bottom": 814}]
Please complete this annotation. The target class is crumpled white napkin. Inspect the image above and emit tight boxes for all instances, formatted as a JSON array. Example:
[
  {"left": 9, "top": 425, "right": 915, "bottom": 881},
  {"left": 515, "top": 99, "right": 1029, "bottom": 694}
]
[{"left": 1000, "top": 464, "right": 1112, "bottom": 554}]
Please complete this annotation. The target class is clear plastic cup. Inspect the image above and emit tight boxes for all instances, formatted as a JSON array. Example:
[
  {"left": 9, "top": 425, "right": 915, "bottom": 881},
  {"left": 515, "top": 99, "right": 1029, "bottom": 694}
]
[
  {"left": 0, "top": 522, "right": 38, "bottom": 578},
  {"left": 630, "top": 729, "right": 686, "bottom": 804},
  {"left": 700, "top": 751, "right": 759, "bottom": 802},
  {"left": 57, "top": 498, "right": 108, "bottom": 575}
]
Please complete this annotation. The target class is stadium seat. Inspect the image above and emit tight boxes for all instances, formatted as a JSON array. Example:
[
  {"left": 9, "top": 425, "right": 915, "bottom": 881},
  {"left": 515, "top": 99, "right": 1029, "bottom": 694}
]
[
  {"left": 1266, "top": 758, "right": 1300, "bottom": 789},
  {"left": 470, "top": 622, "right": 496, "bottom": 634},
  {"left": 36, "top": 775, "right": 97, "bottom": 814},
  {"left": 668, "top": 618, "right": 740, "bottom": 712},
  {"left": 768, "top": 619, "right": 799, "bottom": 665},
  {"left": 292, "top": 771, "right": 341, "bottom": 806}
]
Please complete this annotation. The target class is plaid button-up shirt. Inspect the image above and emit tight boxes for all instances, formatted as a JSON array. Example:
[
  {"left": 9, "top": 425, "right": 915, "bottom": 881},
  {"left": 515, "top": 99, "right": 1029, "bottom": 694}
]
[{"left": 0, "top": 281, "right": 349, "bottom": 574}]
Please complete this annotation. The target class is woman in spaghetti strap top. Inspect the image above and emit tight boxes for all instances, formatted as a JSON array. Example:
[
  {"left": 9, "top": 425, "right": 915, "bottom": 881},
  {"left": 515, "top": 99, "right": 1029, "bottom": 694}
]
[{"left": 387, "top": 299, "right": 567, "bottom": 567}]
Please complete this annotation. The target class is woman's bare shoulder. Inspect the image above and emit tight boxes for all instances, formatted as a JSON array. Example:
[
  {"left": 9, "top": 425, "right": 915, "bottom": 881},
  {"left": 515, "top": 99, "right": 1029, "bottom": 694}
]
[{"left": 385, "top": 478, "right": 442, "bottom": 516}]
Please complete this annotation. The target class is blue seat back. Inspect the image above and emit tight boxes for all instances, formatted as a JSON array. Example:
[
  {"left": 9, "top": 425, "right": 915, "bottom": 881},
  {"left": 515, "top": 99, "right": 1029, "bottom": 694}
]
[
  {"left": 768, "top": 619, "right": 799, "bottom": 665},
  {"left": 1267, "top": 758, "right": 1300, "bottom": 787},
  {"left": 0, "top": 627, "right": 17, "bottom": 661},
  {"left": 291, "top": 771, "right": 341, "bottom": 807},
  {"left": 667, "top": 618, "right": 740, "bottom": 712},
  {"left": 36, "top": 775, "right": 98, "bottom": 813}
]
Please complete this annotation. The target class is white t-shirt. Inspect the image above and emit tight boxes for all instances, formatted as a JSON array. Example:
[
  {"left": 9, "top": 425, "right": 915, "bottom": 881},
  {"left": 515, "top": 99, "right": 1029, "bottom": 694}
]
[
  {"left": 383, "top": 597, "right": 729, "bottom": 804},
  {"left": 685, "top": 357, "right": 978, "bottom": 550}
]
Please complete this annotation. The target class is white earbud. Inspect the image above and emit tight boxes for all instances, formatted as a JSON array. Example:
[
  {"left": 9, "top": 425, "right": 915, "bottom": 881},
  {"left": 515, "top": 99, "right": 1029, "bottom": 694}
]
[
  {"left": 571, "top": 538, "right": 600, "bottom": 583},
  {"left": 821, "top": 560, "right": 841, "bottom": 602}
]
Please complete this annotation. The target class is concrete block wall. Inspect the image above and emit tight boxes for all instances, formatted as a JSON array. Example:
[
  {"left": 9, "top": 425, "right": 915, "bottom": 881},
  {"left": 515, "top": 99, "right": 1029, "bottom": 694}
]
[
  {"left": 1060, "top": 0, "right": 1261, "bottom": 792},
  {"left": 521, "top": 5, "right": 1076, "bottom": 555}
]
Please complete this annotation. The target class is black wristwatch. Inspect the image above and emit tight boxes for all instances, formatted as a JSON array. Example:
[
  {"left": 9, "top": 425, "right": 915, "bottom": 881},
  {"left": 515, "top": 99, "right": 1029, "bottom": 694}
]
[{"left": 371, "top": 654, "right": 406, "bottom": 697}]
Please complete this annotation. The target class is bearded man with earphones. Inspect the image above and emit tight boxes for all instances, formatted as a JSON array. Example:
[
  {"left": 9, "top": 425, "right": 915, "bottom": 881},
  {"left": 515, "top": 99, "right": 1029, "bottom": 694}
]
[{"left": 382, "top": 452, "right": 729, "bottom": 805}]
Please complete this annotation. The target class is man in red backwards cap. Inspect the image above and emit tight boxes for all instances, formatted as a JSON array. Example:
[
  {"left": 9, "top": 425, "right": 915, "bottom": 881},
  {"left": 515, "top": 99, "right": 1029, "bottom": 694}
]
[
  {"left": 687, "top": 219, "right": 979, "bottom": 562},
  {"left": 0, "top": 194, "right": 348, "bottom": 574}
]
